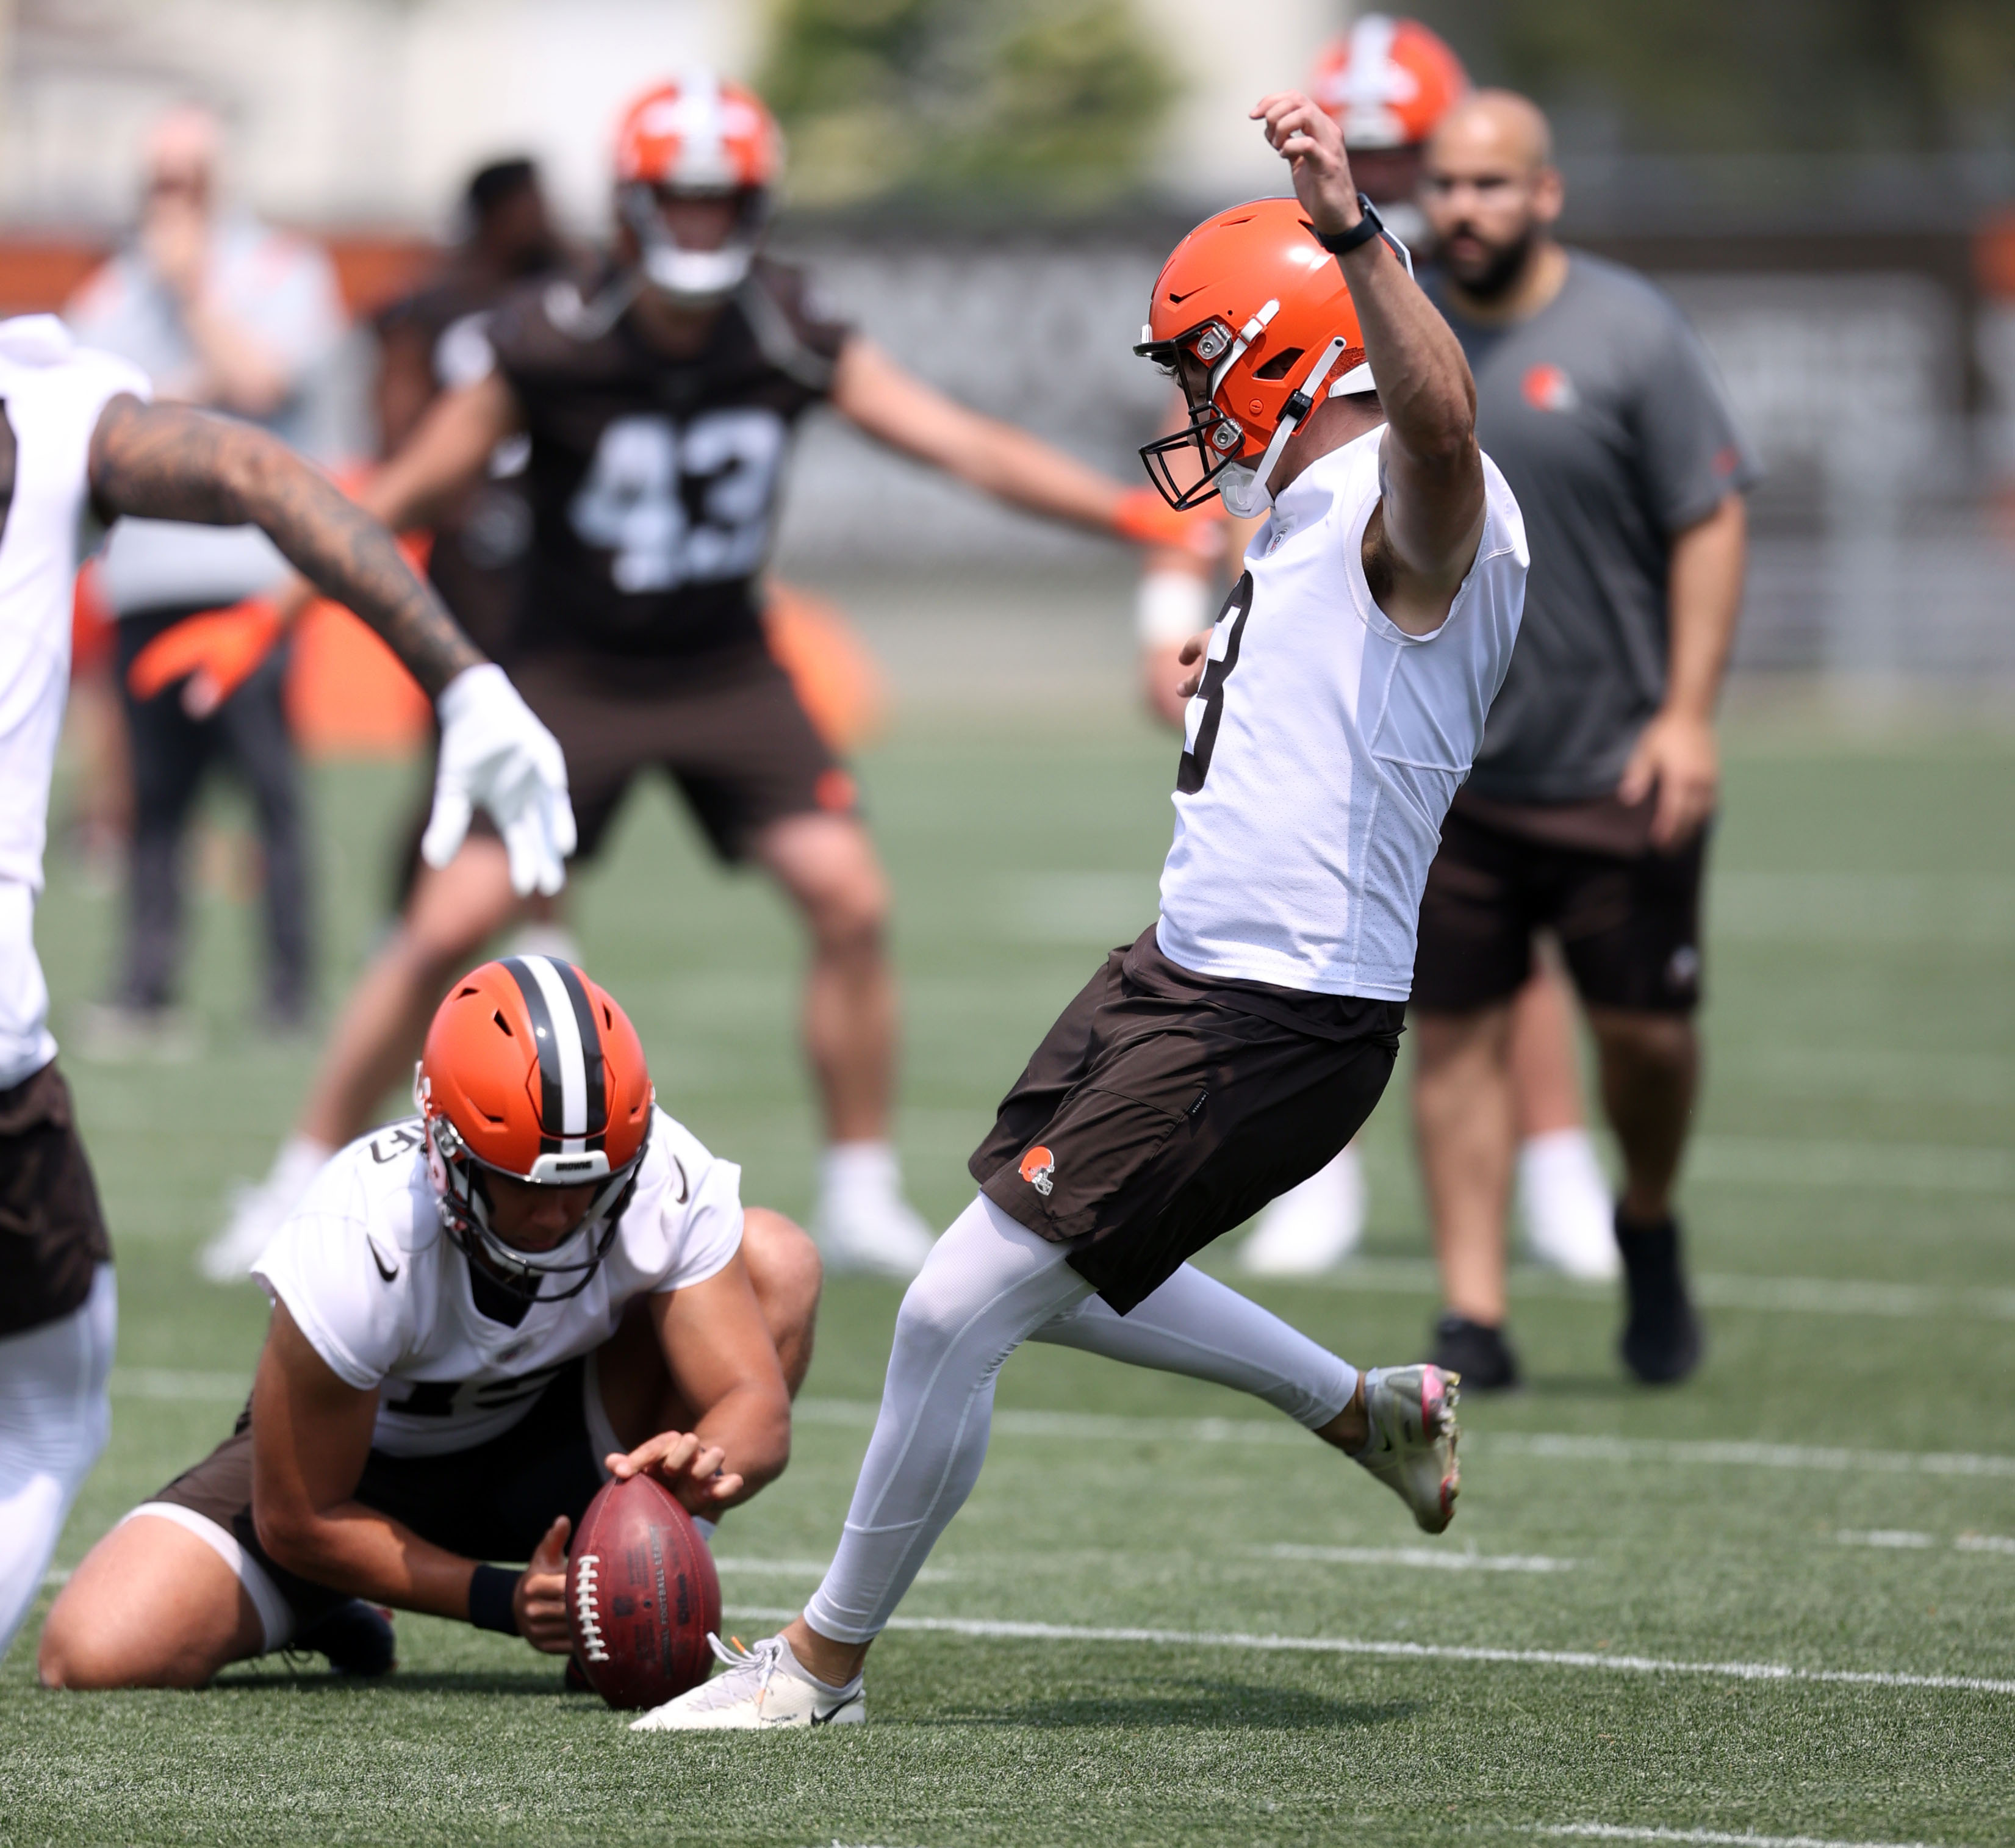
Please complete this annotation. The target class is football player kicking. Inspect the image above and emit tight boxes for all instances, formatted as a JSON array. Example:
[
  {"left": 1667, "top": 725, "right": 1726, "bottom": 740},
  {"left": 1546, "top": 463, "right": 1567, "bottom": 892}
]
[
  {"left": 40, "top": 958, "right": 817, "bottom": 1686},
  {"left": 0, "top": 316, "right": 569, "bottom": 1667},
  {"left": 633, "top": 91, "right": 1530, "bottom": 1731},
  {"left": 204, "top": 71, "right": 1212, "bottom": 1286}
]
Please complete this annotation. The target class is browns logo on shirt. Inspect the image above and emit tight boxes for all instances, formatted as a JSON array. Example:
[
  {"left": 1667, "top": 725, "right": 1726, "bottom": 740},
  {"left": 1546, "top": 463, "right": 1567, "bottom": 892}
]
[{"left": 486, "top": 255, "right": 851, "bottom": 663}]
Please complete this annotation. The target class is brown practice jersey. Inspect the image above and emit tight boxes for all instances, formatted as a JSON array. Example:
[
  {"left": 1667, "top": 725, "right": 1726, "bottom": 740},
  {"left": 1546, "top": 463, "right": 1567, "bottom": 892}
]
[{"left": 485, "top": 255, "right": 850, "bottom": 663}]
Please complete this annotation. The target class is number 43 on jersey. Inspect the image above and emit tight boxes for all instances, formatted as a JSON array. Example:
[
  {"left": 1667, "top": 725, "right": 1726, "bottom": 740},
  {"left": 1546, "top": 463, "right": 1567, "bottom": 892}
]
[{"left": 569, "top": 408, "right": 785, "bottom": 593}]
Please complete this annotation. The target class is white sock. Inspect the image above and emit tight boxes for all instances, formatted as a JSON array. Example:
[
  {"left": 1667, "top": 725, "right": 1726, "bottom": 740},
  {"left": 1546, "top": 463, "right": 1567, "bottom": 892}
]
[
  {"left": 268, "top": 1135, "right": 334, "bottom": 1203},
  {"left": 1030, "top": 1262, "right": 1356, "bottom": 1428},
  {"left": 1517, "top": 1126, "right": 1618, "bottom": 1278},
  {"left": 818, "top": 1140, "right": 900, "bottom": 1203}
]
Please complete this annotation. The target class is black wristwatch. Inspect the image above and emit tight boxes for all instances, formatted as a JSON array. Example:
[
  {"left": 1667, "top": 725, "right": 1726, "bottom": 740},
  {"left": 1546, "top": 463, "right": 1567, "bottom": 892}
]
[{"left": 1317, "top": 195, "right": 1387, "bottom": 256}]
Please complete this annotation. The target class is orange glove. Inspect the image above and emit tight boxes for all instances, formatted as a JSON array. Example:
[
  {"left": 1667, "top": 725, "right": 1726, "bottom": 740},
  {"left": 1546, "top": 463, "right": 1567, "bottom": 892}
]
[
  {"left": 126, "top": 596, "right": 286, "bottom": 718},
  {"left": 1111, "top": 484, "right": 1226, "bottom": 563}
]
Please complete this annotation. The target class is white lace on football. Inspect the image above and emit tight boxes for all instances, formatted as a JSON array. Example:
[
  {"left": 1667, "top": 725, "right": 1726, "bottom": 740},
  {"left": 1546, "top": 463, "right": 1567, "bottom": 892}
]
[{"left": 572, "top": 1555, "right": 609, "bottom": 1663}]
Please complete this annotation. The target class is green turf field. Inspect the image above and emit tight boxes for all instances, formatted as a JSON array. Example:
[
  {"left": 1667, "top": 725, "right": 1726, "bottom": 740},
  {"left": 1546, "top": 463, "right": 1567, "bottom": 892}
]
[{"left": 5, "top": 697, "right": 2013, "bottom": 1848}]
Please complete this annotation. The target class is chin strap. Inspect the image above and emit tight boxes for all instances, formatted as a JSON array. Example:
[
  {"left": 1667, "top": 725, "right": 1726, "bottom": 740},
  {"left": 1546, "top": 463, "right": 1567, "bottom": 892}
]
[{"left": 1231, "top": 334, "right": 1354, "bottom": 514}]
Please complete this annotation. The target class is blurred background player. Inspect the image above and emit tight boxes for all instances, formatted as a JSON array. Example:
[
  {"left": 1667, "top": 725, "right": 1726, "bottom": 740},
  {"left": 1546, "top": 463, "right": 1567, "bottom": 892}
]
[
  {"left": 63, "top": 105, "right": 348, "bottom": 1049},
  {"left": 1409, "top": 91, "right": 1756, "bottom": 1389},
  {"left": 208, "top": 73, "right": 1210, "bottom": 1284},
  {"left": 0, "top": 306, "right": 570, "bottom": 1668}
]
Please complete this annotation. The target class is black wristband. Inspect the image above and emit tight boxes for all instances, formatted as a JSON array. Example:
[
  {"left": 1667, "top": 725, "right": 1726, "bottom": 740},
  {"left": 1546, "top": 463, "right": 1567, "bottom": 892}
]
[
  {"left": 468, "top": 1563, "right": 522, "bottom": 1636},
  {"left": 1317, "top": 196, "right": 1385, "bottom": 256}
]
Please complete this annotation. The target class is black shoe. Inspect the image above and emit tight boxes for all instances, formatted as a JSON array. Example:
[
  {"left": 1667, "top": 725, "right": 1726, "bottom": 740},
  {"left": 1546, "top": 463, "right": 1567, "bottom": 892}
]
[
  {"left": 294, "top": 1600, "right": 396, "bottom": 1677},
  {"left": 1431, "top": 1313, "right": 1520, "bottom": 1391},
  {"left": 1615, "top": 1208, "right": 1703, "bottom": 1385}
]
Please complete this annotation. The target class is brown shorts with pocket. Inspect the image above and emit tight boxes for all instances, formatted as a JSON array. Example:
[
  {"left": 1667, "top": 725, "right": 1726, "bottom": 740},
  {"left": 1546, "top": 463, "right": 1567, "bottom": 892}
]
[
  {"left": 970, "top": 929, "right": 1403, "bottom": 1315},
  {"left": 1410, "top": 789, "right": 1709, "bottom": 1016}
]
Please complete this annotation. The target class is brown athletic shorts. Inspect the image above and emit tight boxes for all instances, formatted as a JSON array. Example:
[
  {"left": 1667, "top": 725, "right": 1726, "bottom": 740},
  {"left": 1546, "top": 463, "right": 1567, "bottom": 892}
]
[
  {"left": 148, "top": 1357, "right": 609, "bottom": 1638},
  {"left": 1411, "top": 789, "right": 1709, "bottom": 1016},
  {"left": 503, "top": 641, "right": 853, "bottom": 866},
  {"left": 0, "top": 1062, "right": 112, "bottom": 1339},
  {"left": 971, "top": 928, "right": 1403, "bottom": 1315}
]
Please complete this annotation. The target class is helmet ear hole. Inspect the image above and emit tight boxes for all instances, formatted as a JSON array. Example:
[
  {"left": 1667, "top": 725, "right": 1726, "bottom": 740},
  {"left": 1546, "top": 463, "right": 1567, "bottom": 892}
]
[{"left": 1253, "top": 347, "right": 1304, "bottom": 381}]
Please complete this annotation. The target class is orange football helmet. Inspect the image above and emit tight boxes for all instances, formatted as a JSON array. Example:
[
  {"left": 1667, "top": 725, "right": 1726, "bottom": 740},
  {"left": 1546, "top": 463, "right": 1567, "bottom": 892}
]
[
  {"left": 613, "top": 71, "right": 783, "bottom": 305},
  {"left": 1135, "top": 197, "right": 1384, "bottom": 517},
  {"left": 416, "top": 955, "right": 655, "bottom": 1300},
  {"left": 1312, "top": 14, "right": 1470, "bottom": 151}
]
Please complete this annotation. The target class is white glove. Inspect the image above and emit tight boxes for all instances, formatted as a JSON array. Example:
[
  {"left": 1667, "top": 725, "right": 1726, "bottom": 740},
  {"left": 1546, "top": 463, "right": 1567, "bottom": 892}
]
[{"left": 423, "top": 664, "right": 576, "bottom": 897}]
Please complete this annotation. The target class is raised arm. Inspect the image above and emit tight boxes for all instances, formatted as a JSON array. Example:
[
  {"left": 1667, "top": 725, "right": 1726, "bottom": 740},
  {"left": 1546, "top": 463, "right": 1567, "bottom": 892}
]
[
  {"left": 89, "top": 393, "right": 480, "bottom": 696},
  {"left": 1254, "top": 91, "right": 1486, "bottom": 625}
]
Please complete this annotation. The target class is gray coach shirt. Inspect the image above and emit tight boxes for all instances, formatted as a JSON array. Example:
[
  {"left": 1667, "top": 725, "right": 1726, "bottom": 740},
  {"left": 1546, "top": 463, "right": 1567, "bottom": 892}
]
[{"left": 1426, "top": 253, "right": 1758, "bottom": 805}]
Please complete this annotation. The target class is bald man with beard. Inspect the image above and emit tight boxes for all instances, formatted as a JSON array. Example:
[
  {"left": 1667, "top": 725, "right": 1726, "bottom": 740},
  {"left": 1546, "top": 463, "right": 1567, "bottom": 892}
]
[{"left": 1407, "top": 92, "right": 1758, "bottom": 1390}]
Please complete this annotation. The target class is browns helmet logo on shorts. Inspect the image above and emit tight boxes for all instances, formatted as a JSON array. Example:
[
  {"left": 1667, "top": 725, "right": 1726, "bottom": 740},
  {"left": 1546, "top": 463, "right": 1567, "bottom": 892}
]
[{"left": 1018, "top": 1145, "right": 1056, "bottom": 1197}]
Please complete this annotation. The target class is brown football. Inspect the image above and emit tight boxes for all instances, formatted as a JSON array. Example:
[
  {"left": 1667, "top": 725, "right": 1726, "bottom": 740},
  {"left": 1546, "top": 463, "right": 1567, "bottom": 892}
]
[{"left": 565, "top": 1472, "right": 722, "bottom": 1710}]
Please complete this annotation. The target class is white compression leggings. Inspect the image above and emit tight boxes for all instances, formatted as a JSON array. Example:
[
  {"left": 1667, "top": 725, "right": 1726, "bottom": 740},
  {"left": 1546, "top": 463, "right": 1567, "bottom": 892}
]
[
  {"left": 803, "top": 1196, "right": 1357, "bottom": 1644},
  {"left": 0, "top": 1264, "right": 116, "bottom": 1663}
]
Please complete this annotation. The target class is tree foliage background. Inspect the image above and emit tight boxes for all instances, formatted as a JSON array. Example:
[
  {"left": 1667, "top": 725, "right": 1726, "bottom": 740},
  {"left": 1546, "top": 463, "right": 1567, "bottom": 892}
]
[
  {"left": 758, "top": 0, "right": 1177, "bottom": 209},
  {"left": 1411, "top": 0, "right": 2015, "bottom": 157}
]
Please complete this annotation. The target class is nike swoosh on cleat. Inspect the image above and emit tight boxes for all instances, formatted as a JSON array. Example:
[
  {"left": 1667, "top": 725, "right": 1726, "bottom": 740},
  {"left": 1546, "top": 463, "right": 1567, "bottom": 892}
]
[
  {"left": 367, "top": 1240, "right": 398, "bottom": 1283},
  {"left": 810, "top": 1695, "right": 861, "bottom": 1725}
]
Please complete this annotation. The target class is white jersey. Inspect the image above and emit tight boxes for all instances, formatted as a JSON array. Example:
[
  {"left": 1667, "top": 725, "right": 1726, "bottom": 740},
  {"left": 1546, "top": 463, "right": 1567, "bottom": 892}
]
[
  {"left": 0, "top": 317, "right": 149, "bottom": 1087},
  {"left": 253, "top": 1106, "right": 744, "bottom": 1458},
  {"left": 1156, "top": 426, "right": 1528, "bottom": 1000}
]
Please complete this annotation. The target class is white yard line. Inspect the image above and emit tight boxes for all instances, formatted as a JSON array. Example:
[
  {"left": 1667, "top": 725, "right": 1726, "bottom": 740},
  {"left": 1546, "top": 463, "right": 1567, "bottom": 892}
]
[
  {"left": 719, "top": 1606, "right": 2015, "bottom": 1698},
  {"left": 1532, "top": 1825, "right": 1959, "bottom": 1848},
  {"left": 1256, "top": 1543, "right": 1576, "bottom": 1574}
]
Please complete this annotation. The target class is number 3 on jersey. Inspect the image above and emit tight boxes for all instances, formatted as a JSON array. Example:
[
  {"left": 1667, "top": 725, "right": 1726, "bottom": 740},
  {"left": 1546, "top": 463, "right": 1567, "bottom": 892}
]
[
  {"left": 1177, "top": 571, "right": 1252, "bottom": 794},
  {"left": 569, "top": 408, "right": 785, "bottom": 592}
]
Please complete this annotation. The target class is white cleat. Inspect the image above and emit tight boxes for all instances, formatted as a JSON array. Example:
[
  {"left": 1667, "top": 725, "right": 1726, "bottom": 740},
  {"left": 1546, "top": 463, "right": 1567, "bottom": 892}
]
[
  {"left": 1353, "top": 1364, "right": 1461, "bottom": 1534},
  {"left": 813, "top": 1143, "right": 935, "bottom": 1279},
  {"left": 630, "top": 1634, "right": 864, "bottom": 1732},
  {"left": 1237, "top": 1144, "right": 1367, "bottom": 1276},
  {"left": 1517, "top": 1128, "right": 1620, "bottom": 1281}
]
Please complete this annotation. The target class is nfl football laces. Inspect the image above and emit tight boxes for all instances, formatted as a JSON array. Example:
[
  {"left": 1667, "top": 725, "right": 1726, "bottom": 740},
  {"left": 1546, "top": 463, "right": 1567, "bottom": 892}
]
[{"left": 629, "top": 1634, "right": 865, "bottom": 1731}]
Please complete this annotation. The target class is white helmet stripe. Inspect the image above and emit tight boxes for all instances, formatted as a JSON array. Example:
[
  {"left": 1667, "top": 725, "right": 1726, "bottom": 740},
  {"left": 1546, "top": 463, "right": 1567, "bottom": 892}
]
[{"left": 522, "top": 954, "right": 589, "bottom": 1148}]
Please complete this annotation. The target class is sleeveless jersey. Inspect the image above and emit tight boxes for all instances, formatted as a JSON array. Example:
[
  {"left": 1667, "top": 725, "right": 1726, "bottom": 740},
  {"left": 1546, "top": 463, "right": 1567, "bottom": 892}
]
[
  {"left": 252, "top": 1105, "right": 744, "bottom": 1458},
  {"left": 0, "top": 318, "right": 149, "bottom": 1087},
  {"left": 483, "top": 256, "right": 850, "bottom": 663},
  {"left": 1155, "top": 426, "right": 1528, "bottom": 1001}
]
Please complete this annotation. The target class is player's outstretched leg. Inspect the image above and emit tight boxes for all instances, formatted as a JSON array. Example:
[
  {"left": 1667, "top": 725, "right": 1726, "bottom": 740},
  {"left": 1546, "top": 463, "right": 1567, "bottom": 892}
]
[{"left": 1030, "top": 1263, "right": 1459, "bottom": 1532}]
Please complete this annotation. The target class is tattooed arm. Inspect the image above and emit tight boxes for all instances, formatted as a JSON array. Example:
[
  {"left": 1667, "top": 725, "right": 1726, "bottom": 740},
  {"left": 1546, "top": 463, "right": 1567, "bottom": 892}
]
[{"left": 87, "top": 392, "right": 481, "bottom": 697}]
